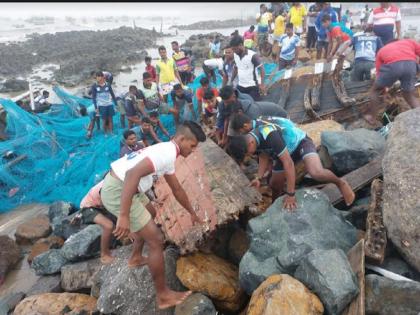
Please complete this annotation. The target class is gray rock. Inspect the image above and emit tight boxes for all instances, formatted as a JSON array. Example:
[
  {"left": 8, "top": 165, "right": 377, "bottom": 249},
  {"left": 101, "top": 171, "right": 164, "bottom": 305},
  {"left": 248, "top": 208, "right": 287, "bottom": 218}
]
[
  {"left": 26, "top": 275, "right": 62, "bottom": 296},
  {"left": 0, "top": 291, "right": 25, "bottom": 314},
  {"left": 95, "top": 245, "right": 185, "bottom": 315},
  {"left": 239, "top": 189, "right": 358, "bottom": 294},
  {"left": 61, "top": 258, "right": 101, "bottom": 292},
  {"left": 31, "top": 249, "right": 68, "bottom": 275},
  {"left": 48, "top": 201, "right": 73, "bottom": 221},
  {"left": 294, "top": 249, "right": 359, "bottom": 315},
  {"left": 381, "top": 257, "right": 420, "bottom": 282},
  {"left": 51, "top": 216, "right": 87, "bottom": 240},
  {"left": 365, "top": 274, "right": 420, "bottom": 315},
  {"left": 342, "top": 204, "right": 368, "bottom": 230},
  {"left": 0, "top": 79, "right": 29, "bottom": 93},
  {"left": 382, "top": 108, "right": 420, "bottom": 272},
  {"left": 0, "top": 235, "right": 22, "bottom": 285},
  {"left": 175, "top": 293, "right": 217, "bottom": 315},
  {"left": 60, "top": 225, "right": 101, "bottom": 261},
  {"left": 321, "top": 128, "right": 385, "bottom": 174}
]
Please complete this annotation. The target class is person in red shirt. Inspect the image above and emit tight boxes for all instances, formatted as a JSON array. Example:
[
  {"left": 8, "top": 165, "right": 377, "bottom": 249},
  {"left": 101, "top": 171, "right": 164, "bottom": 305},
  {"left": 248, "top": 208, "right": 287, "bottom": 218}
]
[
  {"left": 145, "top": 56, "right": 157, "bottom": 82},
  {"left": 321, "top": 14, "right": 351, "bottom": 62},
  {"left": 195, "top": 77, "right": 219, "bottom": 120},
  {"left": 366, "top": 39, "right": 420, "bottom": 125}
]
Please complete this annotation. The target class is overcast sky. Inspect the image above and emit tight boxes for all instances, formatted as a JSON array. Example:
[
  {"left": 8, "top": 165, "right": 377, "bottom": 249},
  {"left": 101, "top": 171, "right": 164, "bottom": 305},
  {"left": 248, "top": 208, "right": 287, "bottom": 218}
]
[{"left": 0, "top": 2, "right": 261, "bottom": 19}]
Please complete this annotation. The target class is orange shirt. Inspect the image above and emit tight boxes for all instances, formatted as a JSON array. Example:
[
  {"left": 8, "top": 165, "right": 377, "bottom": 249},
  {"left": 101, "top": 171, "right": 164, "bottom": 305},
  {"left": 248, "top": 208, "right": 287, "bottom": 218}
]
[{"left": 328, "top": 26, "right": 350, "bottom": 42}]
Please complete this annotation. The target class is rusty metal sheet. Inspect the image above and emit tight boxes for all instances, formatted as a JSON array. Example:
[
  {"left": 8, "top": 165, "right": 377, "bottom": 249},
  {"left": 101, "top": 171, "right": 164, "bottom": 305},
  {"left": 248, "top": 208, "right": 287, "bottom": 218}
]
[{"left": 154, "top": 140, "right": 262, "bottom": 254}]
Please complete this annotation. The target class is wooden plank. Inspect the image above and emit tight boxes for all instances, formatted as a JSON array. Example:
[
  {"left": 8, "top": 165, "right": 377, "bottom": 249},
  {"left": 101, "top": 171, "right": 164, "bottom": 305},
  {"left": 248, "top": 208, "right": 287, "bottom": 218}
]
[
  {"left": 303, "top": 83, "right": 319, "bottom": 119},
  {"left": 342, "top": 239, "right": 365, "bottom": 315},
  {"left": 321, "top": 155, "right": 383, "bottom": 205},
  {"left": 153, "top": 140, "right": 262, "bottom": 254},
  {"left": 365, "top": 179, "right": 387, "bottom": 264}
]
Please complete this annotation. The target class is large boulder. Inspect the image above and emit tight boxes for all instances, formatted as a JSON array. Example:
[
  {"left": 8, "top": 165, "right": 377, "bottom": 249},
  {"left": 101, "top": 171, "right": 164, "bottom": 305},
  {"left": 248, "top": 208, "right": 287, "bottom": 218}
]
[
  {"left": 0, "top": 235, "right": 22, "bottom": 285},
  {"left": 247, "top": 274, "right": 324, "bottom": 315},
  {"left": 48, "top": 201, "right": 74, "bottom": 221},
  {"left": 13, "top": 293, "right": 97, "bottom": 315},
  {"left": 176, "top": 252, "right": 247, "bottom": 312},
  {"left": 14, "top": 214, "right": 51, "bottom": 245},
  {"left": 31, "top": 249, "right": 68, "bottom": 275},
  {"left": 49, "top": 201, "right": 85, "bottom": 240},
  {"left": 365, "top": 274, "right": 420, "bottom": 315},
  {"left": 174, "top": 293, "right": 217, "bottom": 315},
  {"left": 95, "top": 245, "right": 184, "bottom": 315},
  {"left": 294, "top": 249, "right": 359, "bottom": 315},
  {"left": 26, "top": 275, "right": 62, "bottom": 296},
  {"left": 239, "top": 189, "right": 358, "bottom": 294},
  {"left": 321, "top": 128, "right": 385, "bottom": 174},
  {"left": 382, "top": 108, "right": 420, "bottom": 272},
  {"left": 61, "top": 258, "right": 101, "bottom": 291},
  {"left": 28, "top": 236, "right": 64, "bottom": 263},
  {"left": 60, "top": 224, "right": 101, "bottom": 261}
]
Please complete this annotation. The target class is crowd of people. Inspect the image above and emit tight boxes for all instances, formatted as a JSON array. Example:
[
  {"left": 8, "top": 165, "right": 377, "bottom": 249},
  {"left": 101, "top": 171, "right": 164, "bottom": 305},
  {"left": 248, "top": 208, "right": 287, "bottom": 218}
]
[{"left": 72, "top": 2, "right": 419, "bottom": 310}]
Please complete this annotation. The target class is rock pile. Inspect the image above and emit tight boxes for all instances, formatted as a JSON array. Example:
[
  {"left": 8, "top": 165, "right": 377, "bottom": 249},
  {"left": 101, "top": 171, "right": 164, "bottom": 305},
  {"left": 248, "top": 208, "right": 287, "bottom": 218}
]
[{"left": 170, "top": 18, "right": 255, "bottom": 30}]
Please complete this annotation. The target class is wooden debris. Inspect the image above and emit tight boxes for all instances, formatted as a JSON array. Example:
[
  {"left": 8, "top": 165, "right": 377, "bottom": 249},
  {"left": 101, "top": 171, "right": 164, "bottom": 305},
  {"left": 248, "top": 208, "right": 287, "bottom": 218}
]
[
  {"left": 303, "top": 83, "right": 319, "bottom": 119},
  {"left": 365, "top": 179, "right": 387, "bottom": 265},
  {"left": 342, "top": 239, "right": 365, "bottom": 315},
  {"left": 321, "top": 155, "right": 383, "bottom": 205},
  {"left": 153, "top": 140, "right": 262, "bottom": 254}
]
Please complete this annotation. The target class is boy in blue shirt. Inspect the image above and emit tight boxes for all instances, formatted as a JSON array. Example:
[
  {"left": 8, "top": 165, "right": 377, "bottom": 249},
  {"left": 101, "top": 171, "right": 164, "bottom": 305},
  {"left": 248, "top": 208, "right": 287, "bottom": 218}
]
[
  {"left": 277, "top": 23, "right": 301, "bottom": 70},
  {"left": 91, "top": 71, "right": 118, "bottom": 134},
  {"left": 227, "top": 113, "right": 355, "bottom": 209}
]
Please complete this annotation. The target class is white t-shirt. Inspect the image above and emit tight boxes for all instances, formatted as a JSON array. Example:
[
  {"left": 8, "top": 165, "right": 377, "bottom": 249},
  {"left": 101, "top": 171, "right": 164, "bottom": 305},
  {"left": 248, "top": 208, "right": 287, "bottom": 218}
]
[{"left": 111, "top": 141, "right": 179, "bottom": 193}]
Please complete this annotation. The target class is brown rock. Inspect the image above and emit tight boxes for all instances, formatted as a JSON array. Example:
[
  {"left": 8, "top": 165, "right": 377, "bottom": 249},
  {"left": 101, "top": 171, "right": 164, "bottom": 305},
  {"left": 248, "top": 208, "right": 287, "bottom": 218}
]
[
  {"left": 228, "top": 228, "right": 250, "bottom": 265},
  {"left": 13, "top": 293, "right": 97, "bottom": 315},
  {"left": 0, "top": 235, "right": 22, "bottom": 285},
  {"left": 28, "top": 236, "right": 64, "bottom": 263},
  {"left": 247, "top": 274, "right": 324, "bottom": 315},
  {"left": 176, "top": 252, "right": 247, "bottom": 312},
  {"left": 15, "top": 214, "right": 51, "bottom": 245}
]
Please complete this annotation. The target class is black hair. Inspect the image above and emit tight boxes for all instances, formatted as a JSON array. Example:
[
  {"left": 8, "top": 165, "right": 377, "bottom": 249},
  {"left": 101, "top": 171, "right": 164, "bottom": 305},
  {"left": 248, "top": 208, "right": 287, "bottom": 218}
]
[
  {"left": 260, "top": 3, "right": 266, "bottom": 9},
  {"left": 230, "top": 35, "right": 244, "bottom": 47},
  {"left": 129, "top": 85, "right": 137, "bottom": 92},
  {"left": 181, "top": 120, "right": 206, "bottom": 142},
  {"left": 123, "top": 129, "right": 136, "bottom": 139},
  {"left": 79, "top": 105, "right": 87, "bottom": 116},
  {"left": 173, "top": 83, "right": 183, "bottom": 91},
  {"left": 158, "top": 45, "right": 166, "bottom": 52},
  {"left": 219, "top": 85, "right": 234, "bottom": 100},
  {"left": 145, "top": 56, "right": 152, "bottom": 62},
  {"left": 95, "top": 71, "right": 104, "bottom": 77},
  {"left": 141, "top": 116, "right": 151, "bottom": 123},
  {"left": 42, "top": 90, "right": 49, "bottom": 96},
  {"left": 230, "top": 113, "right": 251, "bottom": 131},
  {"left": 321, "top": 14, "right": 331, "bottom": 23},
  {"left": 286, "top": 22, "right": 294, "bottom": 29},
  {"left": 171, "top": 41, "right": 179, "bottom": 46},
  {"left": 143, "top": 72, "right": 151, "bottom": 80},
  {"left": 227, "top": 135, "right": 248, "bottom": 162},
  {"left": 149, "top": 111, "right": 159, "bottom": 118},
  {"left": 250, "top": 25, "right": 255, "bottom": 31},
  {"left": 200, "top": 77, "right": 209, "bottom": 86},
  {"left": 203, "top": 89, "right": 216, "bottom": 101}
]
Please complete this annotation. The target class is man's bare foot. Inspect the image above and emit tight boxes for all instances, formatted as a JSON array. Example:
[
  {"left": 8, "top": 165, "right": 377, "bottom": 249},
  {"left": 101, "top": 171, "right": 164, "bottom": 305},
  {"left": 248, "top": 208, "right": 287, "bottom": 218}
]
[
  {"left": 100, "top": 254, "right": 115, "bottom": 265},
  {"left": 127, "top": 255, "right": 148, "bottom": 268},
  {"left": 338, "top": 179, "right": 355, "bottom": 206},
  {"left": 157, "top": 290, "right": 192, "bottom": 310}
]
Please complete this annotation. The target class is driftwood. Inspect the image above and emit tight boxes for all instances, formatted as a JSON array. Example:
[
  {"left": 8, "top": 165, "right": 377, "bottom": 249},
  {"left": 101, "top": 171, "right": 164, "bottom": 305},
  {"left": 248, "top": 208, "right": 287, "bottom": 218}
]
[
  {"left": 365, "top": 179, "right": 387, "bottom": 265},
  {"left": 321, "top": 155, "right": 383, "bottom": 205},
  {"left": 342, "top": 239, "right": 365, "bottom": 315},
  {"left": 153, "top": 140, "right": 262, "bottom": 254}
]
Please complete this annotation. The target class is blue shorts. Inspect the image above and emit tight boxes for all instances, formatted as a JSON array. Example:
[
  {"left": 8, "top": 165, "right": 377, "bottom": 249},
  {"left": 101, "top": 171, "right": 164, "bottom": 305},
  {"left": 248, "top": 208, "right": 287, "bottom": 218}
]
[
  {"left": 376, "top": 60, "right": 418, "bottom": 91},
  {"left": 273, "top": 136, "right": 318, "bottom": 172},
  {"left": 98, "top": 106, "right": 115, "bottom": 119}
]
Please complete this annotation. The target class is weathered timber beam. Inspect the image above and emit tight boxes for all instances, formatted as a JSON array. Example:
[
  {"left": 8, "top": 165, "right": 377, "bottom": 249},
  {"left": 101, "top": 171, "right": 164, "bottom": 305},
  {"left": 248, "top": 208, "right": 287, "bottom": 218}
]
[
  {"left": 365, "top": 179, "right": 387, "bottom": 265},
  {"left": 321, "top": 155, "right": 383, "bottom": 205},
  {"left": 342, "top": 239, "right": 366, "bottom": 315},
  {"left": 303, "top": 83, "right": 319, "bottom": 119}
]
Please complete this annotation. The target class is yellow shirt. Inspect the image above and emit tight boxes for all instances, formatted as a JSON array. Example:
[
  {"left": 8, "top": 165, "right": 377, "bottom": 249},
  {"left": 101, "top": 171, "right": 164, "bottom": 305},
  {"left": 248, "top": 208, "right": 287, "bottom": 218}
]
[
  {"left": 156, "top": 58, "right": 176, "bottom": 84},
  {"left": 289, "top": 5, "right": 307, "bottom": 28},
  {"left": 274, "top": 15, "right": 285, "bottom": 37}
]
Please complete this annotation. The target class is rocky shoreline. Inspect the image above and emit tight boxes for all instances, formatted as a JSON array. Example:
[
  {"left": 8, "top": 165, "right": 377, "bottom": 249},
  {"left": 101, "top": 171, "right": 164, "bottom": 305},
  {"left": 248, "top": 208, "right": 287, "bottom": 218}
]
[
  {"left": 170, "top": 17, "right": 255, "bottom": 30},
  {"left": 0, "top": 26, "right": 158, "bottom": 89}
]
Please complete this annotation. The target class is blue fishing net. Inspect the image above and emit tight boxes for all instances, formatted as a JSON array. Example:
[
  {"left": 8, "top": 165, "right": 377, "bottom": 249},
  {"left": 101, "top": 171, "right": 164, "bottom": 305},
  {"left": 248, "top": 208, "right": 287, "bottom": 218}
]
[{"left": 0, "top": 70, "right": 226, "bottom": 212}]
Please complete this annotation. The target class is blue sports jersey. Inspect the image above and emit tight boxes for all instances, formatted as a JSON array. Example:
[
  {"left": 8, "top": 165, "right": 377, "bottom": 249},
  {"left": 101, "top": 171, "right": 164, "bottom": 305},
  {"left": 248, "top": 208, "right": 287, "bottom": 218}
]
[
  {"left": 278, "top": 34, "right": 301, "bottom": 61},
  {"left": 352, "top": 34, "right": 383, "bottom": 62}
]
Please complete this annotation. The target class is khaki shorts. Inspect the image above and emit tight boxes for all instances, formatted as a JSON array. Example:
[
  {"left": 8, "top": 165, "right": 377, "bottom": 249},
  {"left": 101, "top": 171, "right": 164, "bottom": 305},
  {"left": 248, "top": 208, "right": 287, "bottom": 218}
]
[{"left": 100, "top": 173, "right": 151, "bottom": 232}]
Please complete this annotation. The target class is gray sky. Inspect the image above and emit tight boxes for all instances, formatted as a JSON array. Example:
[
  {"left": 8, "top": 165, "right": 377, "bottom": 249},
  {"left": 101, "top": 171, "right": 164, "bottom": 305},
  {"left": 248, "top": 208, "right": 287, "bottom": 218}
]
[{"left": 0, "top": 2, "right": 261, "bottom": 19}]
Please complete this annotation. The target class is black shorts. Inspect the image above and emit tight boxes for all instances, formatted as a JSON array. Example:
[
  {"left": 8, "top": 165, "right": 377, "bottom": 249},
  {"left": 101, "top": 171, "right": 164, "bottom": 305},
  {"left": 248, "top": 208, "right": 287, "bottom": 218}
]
[
  {"left": 316, "top": 40, "right": 328, "bottom": 51},
  {"left": 273, "top": 136, "right": 318, "bottom": 172}
]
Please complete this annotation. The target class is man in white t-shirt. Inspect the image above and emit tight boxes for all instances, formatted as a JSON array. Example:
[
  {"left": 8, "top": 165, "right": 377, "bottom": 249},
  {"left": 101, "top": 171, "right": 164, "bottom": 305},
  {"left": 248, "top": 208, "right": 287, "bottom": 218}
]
[{"left": 101, "top": 120, "right": 206, "bottom": 310}]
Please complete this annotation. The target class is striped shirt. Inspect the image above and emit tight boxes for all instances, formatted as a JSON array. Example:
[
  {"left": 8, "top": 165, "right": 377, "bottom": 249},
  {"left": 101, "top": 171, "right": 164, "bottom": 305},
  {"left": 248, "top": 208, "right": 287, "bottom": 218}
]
[{"left": 367, "top": 5, "right": 401, "bottom": 26}]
